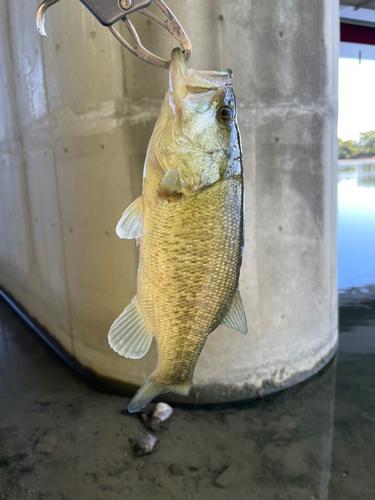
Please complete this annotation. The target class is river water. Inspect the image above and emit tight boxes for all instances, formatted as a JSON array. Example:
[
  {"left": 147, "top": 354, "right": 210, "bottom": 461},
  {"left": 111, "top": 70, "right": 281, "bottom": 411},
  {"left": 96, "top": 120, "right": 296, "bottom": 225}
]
[{"left": 338, "top": 161, "right": 375, "bottom": 292}]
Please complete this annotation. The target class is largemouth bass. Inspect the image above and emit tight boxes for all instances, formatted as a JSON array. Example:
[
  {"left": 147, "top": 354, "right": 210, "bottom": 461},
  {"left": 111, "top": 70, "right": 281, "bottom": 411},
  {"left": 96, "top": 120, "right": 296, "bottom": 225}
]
[{"left": 108, "top": 48, "right": 246, "bottom": 413}]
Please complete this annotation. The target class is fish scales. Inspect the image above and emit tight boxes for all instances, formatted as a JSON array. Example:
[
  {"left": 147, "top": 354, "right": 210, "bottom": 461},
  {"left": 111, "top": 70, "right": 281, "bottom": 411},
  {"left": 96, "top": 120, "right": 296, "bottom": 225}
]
[
  {"left": 138, "top": 162, "right": 244, "bottom": 385},
  {"left": 108, "top": 48, "right": 247, "bottom": 412}
]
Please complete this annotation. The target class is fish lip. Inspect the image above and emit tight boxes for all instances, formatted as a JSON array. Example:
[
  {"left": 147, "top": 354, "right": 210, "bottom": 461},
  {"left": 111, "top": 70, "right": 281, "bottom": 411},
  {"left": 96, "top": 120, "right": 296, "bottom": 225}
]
[
  {"left": 169, "top": 48, "right": 188, "bottom": 96},
  {"left": 170, "top": 47, "right": 188, "bottom": 73}
]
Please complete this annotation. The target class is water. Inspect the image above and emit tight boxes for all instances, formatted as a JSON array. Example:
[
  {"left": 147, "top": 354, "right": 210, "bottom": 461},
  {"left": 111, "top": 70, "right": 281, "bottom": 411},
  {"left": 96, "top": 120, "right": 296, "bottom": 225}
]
[
  {"left": 1, "top": 296, "right": 375, "bottom": 500},
  {"left": 0, "top": 163, "right": 374, "bottom": 499},
  {"left": 338, "top": 161, "right": 375, "bottom": 292}
]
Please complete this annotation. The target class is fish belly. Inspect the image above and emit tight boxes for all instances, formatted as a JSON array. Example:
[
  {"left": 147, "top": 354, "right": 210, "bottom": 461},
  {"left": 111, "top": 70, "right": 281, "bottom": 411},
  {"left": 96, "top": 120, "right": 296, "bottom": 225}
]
[{"left": 137, "top": 169, "right": 244, "bottom": 386}]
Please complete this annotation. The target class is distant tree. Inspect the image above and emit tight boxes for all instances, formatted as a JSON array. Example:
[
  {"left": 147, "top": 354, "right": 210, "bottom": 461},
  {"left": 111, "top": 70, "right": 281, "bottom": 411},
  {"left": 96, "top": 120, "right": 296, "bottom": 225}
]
[
  {"left": 338, "top": 139, "right": 359, "bottom": 159},
  {"left": 338, "top": 131, "right": 375, "bottom": 159},
  {"left": 359, "top": 130, "right": 375, "bottom": 156}
]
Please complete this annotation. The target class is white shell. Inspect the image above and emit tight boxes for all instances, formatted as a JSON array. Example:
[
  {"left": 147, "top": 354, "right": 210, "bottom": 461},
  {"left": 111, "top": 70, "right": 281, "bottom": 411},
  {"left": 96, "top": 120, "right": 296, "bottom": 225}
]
[{"left": 153, "top": 402, "right": 173, "bottom": 422}]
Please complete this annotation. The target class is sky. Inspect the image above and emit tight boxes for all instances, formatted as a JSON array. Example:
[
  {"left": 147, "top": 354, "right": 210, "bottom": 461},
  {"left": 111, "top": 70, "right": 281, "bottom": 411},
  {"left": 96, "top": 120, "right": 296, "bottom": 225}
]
[{"left": 338, "top": 57, "right": 375, "bottom": 142}]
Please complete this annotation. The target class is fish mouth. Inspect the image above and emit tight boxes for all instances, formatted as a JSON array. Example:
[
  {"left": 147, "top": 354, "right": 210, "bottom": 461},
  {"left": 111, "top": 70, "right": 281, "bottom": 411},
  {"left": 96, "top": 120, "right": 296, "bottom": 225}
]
[
  {"left": 170, "top": 48, "right": 188, "bottom": 78},
  {"left": 170, "top": 48, "right": 232, "bottom": 101},
  {"left": 169, "top": 48, "right": 234, "bottom": 151},
  {"left": 148, "top": 49, "right": 235, "bottom": 176},
  {"left": 169, "top": 48, "right": 188, "bottom": 101}
]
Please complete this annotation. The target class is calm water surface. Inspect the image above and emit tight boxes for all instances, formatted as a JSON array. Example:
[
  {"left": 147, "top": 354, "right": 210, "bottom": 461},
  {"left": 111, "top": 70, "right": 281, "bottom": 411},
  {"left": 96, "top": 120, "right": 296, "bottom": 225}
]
[{"left": 338, "top": 162, "right": 375, "bottom": 291}]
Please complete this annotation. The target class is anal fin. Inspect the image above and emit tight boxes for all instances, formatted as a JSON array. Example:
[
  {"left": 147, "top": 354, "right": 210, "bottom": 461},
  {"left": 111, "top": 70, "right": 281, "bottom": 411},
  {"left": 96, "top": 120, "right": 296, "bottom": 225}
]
[
  {"left": 222, "top": 289, "right": 247, "bottom": 335},
  {"left": 116, "top": 195, "right": 143, "bottom": 239},
  {"left": 108, "top": 296, "right": 153, "bottom": 359}
]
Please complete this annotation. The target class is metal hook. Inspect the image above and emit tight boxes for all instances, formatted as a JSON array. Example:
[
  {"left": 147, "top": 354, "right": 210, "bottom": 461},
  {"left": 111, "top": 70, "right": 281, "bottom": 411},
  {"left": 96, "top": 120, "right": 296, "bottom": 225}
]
[
  {"left": 36, "top": 0, "right": 61, "bottom": 37},
  {"left": 36, "top": 0, "right": 192, "bottom": 69}
]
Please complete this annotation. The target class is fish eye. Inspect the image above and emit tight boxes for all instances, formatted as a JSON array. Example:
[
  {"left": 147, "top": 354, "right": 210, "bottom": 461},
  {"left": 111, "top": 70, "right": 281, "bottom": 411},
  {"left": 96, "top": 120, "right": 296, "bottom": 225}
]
[{"left": 218, "top": 106, "right": 234, "bottom": 123}]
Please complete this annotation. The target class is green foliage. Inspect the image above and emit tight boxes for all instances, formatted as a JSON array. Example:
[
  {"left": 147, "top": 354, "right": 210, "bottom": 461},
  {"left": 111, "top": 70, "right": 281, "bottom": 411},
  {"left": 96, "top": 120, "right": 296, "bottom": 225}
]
[
  {"left": 359, "top": 131, "right": 375, "bottom": 156},
  {"left": 339, "top": 139, "right": 359, "bottom": 159},
  {"left": 339, "top": 131, "right": 375, "bottom": 159}
]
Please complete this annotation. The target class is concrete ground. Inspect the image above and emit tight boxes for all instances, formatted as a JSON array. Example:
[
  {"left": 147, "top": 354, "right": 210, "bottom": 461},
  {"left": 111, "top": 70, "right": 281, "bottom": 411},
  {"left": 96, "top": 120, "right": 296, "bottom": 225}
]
[{"left": 0, "top": 288, "right": 375, "bottom": 500}]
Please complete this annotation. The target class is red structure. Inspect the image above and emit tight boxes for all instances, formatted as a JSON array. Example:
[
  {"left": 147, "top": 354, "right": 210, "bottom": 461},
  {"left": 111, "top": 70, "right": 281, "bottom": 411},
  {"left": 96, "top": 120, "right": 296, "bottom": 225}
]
[{"left": 341, "top": 22, "right": 375, "bottom": 45}]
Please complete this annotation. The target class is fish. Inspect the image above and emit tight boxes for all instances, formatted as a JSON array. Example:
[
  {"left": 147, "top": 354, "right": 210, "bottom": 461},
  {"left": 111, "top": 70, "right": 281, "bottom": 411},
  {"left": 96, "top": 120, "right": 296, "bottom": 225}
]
[{"left": 108, "top": 47, "right": 246, "bottom": 413}]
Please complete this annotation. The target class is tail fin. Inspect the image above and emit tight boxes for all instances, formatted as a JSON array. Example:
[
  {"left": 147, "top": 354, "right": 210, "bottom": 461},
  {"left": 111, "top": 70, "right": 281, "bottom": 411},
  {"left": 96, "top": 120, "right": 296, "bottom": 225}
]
[{"left": 128, "top": 376, "right": 191, "bottom": 413}]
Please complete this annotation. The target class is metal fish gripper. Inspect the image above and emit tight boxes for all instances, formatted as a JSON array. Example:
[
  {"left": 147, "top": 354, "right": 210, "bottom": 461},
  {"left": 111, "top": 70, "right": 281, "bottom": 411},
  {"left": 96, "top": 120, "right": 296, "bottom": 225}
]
[{"left": 36, "top": 0, "right": 192, "bottom": 70}]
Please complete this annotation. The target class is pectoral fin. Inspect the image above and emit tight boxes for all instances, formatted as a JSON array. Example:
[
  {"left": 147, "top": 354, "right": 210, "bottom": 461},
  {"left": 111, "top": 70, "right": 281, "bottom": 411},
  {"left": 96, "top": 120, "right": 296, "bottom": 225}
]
[
  {"left": 108, "top": 296, "right": 153, "bottom": 359},
  {"left": 116, "top": 195, "right": 143, "bottom": 239},
  {"left": 222, "top": 289, "right": 247, "bottom": 335},
  {"left": 161, "top": 169, "right": 181, "bottom": 196}
]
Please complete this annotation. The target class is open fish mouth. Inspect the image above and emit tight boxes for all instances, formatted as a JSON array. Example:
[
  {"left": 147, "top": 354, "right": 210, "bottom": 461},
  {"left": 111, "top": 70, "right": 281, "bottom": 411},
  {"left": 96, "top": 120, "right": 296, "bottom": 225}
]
[
  {"left": 167, "top": 48, "right": 236, "bottom": 158},
  {"left": 170, "top": 48, "right": 232, "bottom": 100}
]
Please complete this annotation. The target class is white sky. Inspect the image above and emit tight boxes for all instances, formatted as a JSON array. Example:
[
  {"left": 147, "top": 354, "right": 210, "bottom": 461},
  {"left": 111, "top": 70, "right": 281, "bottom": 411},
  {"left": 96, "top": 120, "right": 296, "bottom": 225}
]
[{"left": 338, "top": 58, "right": 375, "bottom": 142}]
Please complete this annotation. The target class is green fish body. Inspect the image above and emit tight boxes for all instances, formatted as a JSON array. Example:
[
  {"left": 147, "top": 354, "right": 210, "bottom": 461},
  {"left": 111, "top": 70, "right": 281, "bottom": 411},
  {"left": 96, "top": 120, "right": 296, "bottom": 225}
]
[{"left": 109, "top": 48, "right": 246, "bottom": 412}]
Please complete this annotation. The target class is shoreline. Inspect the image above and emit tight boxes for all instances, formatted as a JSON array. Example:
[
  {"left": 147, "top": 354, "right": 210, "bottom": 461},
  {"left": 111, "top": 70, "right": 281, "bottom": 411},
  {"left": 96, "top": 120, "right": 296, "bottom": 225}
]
[{"left": 338, "top": 157, "right": 375, "bottom": 167}]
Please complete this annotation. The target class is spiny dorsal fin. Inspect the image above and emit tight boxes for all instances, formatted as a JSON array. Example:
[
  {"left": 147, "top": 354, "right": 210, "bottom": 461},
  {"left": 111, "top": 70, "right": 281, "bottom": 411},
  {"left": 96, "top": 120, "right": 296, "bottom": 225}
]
[
  {"left": 108, "top": 296, "right": 153, "bottom": 359},
  {"left": 161, "top": 169, "right": 181, "bottom": 196},
  {"left": 116, "top": 195, "right": 143, "bottom": 240},
  {"left": 222, "top": 289, "right": 247, "bottom": 335}
]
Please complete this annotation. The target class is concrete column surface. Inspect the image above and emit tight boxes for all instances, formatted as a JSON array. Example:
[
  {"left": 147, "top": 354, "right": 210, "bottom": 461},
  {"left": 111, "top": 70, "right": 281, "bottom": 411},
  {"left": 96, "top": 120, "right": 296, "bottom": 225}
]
[{"left": 0, "top": 0, "right": 339, "bottom": 403}]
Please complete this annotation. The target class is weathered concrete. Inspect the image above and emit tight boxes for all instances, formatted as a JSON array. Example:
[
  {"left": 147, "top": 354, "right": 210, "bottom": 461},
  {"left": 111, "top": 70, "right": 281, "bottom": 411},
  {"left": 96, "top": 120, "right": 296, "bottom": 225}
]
[{"left": 0, "top": 0, "right": 339, "bottom": 402}]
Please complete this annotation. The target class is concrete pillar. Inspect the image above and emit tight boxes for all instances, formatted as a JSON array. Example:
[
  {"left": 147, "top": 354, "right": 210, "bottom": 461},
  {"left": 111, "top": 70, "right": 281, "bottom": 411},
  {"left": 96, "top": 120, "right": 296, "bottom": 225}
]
[{"left": 0, "top": 0, "right": 338, "bottom": 403}]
